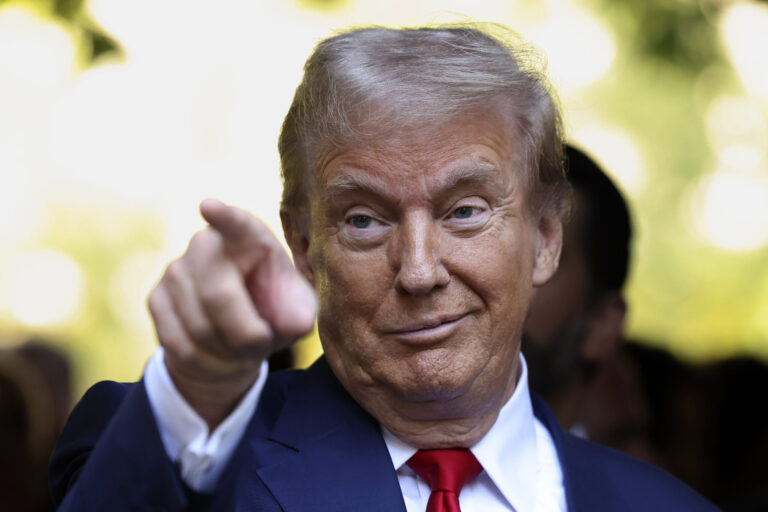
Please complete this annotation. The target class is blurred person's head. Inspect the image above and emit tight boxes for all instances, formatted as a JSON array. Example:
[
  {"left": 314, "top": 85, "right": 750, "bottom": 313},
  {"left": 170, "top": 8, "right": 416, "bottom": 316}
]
[
  {"left": 16, "top": 339, "right": 72, "bottom": 434},
  {"left": 0, "top": 359, "right": 34, "bottom": 511},
  {"left": 0, "top": 339, "right": 72, "bottom": 511},
  {"left": 523, "top": 145, "right": 631, "bottom": 418}
]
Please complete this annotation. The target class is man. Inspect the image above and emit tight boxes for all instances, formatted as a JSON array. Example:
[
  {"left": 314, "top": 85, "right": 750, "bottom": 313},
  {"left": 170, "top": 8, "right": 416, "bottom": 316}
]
[
  {"left": 523, "top": 145, "right": 632, "bottom": 437},
  {"left": 51, "top": 25, "right": 718, "bottom": 511}
]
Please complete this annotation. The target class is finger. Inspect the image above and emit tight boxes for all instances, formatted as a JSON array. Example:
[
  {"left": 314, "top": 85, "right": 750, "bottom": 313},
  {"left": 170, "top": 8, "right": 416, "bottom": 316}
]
[
  {"left": 150, "top": 283, "right": 261, "bottom": 380},
  {"left": 199, "top": 199, "right": 283, "bottom": 259},
  {"left": 247, "top": 267, "right": 317, "bottom": 339},
  {"left": 200, "top": 199, "right": 317, "bottom": 338},
  {"left": 163, "top": 259, "right": 228, "bottom": 358},
  {"left": 191, "top": 240, "right": 277, "bottom": 354},
  {"left": 148, "top": 282, "right": 197, "bottom": 364}
]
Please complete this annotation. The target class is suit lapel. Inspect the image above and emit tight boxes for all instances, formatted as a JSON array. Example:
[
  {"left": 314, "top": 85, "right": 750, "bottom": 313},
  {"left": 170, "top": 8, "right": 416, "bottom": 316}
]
[
  {"left": 243, "top": 358, "right": 407, "bottom": 512},
  {"left": 531, "top": 394, "right": 579, "bottom": 512},
  {"left": 531, "top": 393, "right": 628, "bottom": 512}
]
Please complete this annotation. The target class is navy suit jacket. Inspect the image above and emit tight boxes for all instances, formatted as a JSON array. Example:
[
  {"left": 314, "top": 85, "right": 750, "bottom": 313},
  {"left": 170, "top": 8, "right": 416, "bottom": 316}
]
[{"left": 51, "top": 357, "right": 719, "bottom": 511}]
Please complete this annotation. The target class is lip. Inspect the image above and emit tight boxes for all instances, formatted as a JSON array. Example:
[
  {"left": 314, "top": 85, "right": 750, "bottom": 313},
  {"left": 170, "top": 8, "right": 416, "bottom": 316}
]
[{"left": 385, "top": 314, "right": 468, "bottom": 343}]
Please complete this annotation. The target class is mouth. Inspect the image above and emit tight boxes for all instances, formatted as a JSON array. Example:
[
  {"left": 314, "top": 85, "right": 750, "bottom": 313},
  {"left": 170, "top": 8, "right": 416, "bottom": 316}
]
[{"left": 385, "top": 314, "right": 468, "bottom": 343}]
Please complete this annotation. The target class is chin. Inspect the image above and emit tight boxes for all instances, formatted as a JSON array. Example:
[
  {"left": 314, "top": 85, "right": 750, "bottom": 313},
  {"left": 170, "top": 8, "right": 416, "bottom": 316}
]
[{"left": 387, "top": 357, "right": 476, "bottom": 404}]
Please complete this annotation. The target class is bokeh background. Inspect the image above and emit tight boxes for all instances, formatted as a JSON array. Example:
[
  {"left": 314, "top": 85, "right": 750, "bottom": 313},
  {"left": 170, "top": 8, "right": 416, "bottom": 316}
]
[{"left": 1, "top": 0, "right": 767, "bottom": 401}]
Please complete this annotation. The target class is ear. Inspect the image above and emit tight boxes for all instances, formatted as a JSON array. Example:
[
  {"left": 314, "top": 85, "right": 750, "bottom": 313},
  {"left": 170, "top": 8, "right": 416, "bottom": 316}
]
[
  {"left": 280, "top": 209, "right": 314, "bottom": 286},
  {"left": 532, "top": 210, "right": 564, "bottom": 287},
  {"left": 582, "top": 291, "right": 626, "bottom": 361}
]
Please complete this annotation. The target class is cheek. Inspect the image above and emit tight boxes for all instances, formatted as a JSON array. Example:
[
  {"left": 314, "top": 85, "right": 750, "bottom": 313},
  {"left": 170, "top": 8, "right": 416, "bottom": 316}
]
[
  {"left": 313, "top": 243, "right": 390, "bottom": 338},
  {"left": 451, "top": 230, "right": 535, "bottom": 311}
]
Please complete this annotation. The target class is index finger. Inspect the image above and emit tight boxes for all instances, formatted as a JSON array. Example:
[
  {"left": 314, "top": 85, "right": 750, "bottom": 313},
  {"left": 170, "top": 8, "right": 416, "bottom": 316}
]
[
  {"left": 198, "top": 198, "right": 316, "bottom": 339},
  {"left": 199, "top": 199, "right": 282, "bottom": 256}
]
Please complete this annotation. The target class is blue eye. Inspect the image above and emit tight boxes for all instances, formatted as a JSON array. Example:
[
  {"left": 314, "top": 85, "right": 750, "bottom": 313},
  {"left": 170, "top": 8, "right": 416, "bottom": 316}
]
[
  {"left": 349, "top": 215, "right": 373, "bottom": 228},
  {"left": 453, "top": 206, "right": 475, "bottom": 219}
]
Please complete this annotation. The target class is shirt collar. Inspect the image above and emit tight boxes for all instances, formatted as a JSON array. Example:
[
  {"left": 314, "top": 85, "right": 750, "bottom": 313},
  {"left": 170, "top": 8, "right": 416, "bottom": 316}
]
[{"left": 381, "top": 354, "right": 538, "bottom": 512}]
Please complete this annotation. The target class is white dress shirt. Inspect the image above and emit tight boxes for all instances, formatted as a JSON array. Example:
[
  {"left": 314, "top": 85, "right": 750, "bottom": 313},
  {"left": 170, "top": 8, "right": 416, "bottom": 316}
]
[
  {"left": 382, "top": 355, "right": 566, "bottom": 512},
  {"left": 144, "top": 349, "right": 566, "bottom": 510},
  {"left": 144, "top": 348, "right": 269, "bottom": 492}
]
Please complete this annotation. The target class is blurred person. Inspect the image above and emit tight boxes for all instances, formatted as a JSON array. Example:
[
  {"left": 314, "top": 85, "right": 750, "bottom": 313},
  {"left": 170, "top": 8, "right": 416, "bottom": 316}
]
[
  {"left": 619, "top": 341, "right": 718, "bottom": 495},
  {"left": 523, "top": 144, "right": 631, "bottom": 438},
  {"left": 51, "top": 24, "right": 718, "bottom": 511},
  {"left": 0, "top": 350, "right": 36, "bottom": 511},
  {"left": 16, "top": 340, "right": 73, "bottom": 439},
  {"left": 708, "top": 356, "right": 768, "bottom": 510},
  {"left": 619, "top": 346, "right": 768, "bottom": 511},
  {"left": 0, "top": 339, "right": 72, "bottom": 512},
  {"left": 576, "top": 342, "right": 658, "bottom": 463}
]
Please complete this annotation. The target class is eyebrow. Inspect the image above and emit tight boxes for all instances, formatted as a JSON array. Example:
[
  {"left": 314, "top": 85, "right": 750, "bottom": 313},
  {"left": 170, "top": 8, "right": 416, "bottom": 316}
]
[
  {"left": 322, "top": 162, "right": 504, "bottom": 203},
  {"left": 323, "top": 173, "right": 388, "bottom": 203},
  {"left": 441, "top": 162, "right": 504, "bottom": 191}
]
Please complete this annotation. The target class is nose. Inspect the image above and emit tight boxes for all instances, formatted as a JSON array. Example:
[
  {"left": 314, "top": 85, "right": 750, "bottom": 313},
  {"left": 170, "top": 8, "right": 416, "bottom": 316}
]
[{"left": 392, "top": 213, "right": 450, "bottom": 295}]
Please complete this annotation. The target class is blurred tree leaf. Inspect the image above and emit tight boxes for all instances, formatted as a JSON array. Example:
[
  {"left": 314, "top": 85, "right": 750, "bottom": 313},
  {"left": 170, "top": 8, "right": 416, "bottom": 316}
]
[
  {"left": 81, "top": 25, "right": 121, "bottom": 62},
  {"left": 53, "top": 0, "right": 81, "bottom": 19},
  {"left": 594, "top": 0, "right": 726, "bottom": 71},
  {"left": 0, "top": 0, "right": 122, "bottom": 63}
]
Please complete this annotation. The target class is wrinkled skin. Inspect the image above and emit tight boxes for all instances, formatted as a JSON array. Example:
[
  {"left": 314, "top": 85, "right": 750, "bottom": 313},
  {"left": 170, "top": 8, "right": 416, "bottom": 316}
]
[{"left": 284, "top": 111, "right": 563, "bottom": 448}]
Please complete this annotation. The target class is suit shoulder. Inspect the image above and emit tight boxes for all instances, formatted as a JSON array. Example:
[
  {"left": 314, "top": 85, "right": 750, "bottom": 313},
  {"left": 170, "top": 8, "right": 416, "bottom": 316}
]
[
  {"left": 60, "top": 381, "right": 134, "bottom": 436},
  {"left": 254, "top": 368, "right": 305, "bottom": 422},
  {"left": 49, "top": 381, "right": 137, "bottom": 505},
  {"left": 563, "top": 435, "right": 720, "bottom": 511}
]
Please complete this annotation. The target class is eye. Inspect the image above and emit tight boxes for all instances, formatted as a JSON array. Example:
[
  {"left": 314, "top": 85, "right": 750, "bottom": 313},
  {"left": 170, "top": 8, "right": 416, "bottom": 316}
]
[
  {"left": 347, "top": 215, "right": 376, "bottom": 229},
  {"left": 452, "top": 206, "right": 477, "bottom": 219},
  {"left": 341, "top": 212, "right": 388, "bottom": 245},
  {"left": 444, "top": 199, "right": 490, "bottom": 231}
]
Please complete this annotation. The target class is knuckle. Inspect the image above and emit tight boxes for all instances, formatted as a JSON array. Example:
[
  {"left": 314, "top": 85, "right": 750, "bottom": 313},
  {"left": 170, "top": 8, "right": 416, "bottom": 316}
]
[
  {"left": 188, "top": 228, "right": 221, "bottom": 254},
  {"left": 187, "top": 321, "right": 217, "bottom": 346},
  {"left": 157, "top": 329, "right": 187, "bottom": 357},
  {"left": 175, "top": 343, "right": 198, "bottom": 366},
  {"left": 231, "top": 324, "right": 269, "bottom": 348},
  {"left": 164, "top": 259, "right": 187, "bottom": 283},
  {"left": 199, "top": 281, "right": 233, "bottom": 308}
]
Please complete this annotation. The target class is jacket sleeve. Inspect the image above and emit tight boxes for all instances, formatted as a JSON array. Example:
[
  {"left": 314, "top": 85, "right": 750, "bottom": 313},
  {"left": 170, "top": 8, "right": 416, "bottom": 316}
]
[{"left": 50, "top": 380, "right": 189, "bottom": 511}]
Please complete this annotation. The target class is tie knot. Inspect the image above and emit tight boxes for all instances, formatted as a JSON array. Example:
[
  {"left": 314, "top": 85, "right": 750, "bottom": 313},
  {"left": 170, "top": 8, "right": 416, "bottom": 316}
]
[{"left": 407, "top": 449, "right": 483, "bottom": 495}]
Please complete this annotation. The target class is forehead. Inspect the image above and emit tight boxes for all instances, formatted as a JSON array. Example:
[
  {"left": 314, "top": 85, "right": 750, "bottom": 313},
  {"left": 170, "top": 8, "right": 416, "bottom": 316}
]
[{"left": 314, "top": 112, "right": 523, "bottom": 201}]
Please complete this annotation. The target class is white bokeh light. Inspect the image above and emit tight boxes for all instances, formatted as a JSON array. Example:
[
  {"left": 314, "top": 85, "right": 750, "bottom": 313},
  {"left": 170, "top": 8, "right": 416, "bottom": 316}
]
[
  {"left": 706, "top": 95, "right": 768, "bottom": 168},
  {"left": 0, "top": 5, "right": 77, "bottom": 93},
  {"left": 687, "top": 168, "right": 768, "bottom": 252},
  {"left": 44, "top": 0, "right": 331, "bottom": 243},
  {"left": 1, "top": 250, "right": 85, "bottom": 327},
  {"left": 526, "top": 5, "right": 616, "bottom": 93},
  {"left": 0, "top": 5, "right": 76, "bottom": 248},
  {"left": 721, "top": 2, "right": 768, "bottom": 103}
]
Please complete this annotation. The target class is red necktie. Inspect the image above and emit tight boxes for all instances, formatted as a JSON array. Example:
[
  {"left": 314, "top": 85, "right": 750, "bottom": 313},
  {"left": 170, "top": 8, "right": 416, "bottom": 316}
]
[{"left": 406, "top": 449, "right": 483, "bottom": 512}]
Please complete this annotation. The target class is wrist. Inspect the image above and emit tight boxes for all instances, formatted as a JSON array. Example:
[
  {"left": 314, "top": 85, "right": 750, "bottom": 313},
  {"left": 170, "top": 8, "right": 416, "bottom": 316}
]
[{"left": 164, "top": 353, "right": 262, "bottom": 430}]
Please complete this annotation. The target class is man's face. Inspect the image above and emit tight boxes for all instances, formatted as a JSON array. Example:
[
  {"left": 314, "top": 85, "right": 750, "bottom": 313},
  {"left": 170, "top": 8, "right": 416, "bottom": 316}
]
[{"left": 287, "top": 111, "right": 561, "bottom": 425}]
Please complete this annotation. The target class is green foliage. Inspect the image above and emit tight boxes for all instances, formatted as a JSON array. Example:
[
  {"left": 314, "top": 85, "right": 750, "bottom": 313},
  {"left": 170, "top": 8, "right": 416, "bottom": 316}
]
[{"left": 593, "top": 0, "right": 726, "bottom": 71}]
